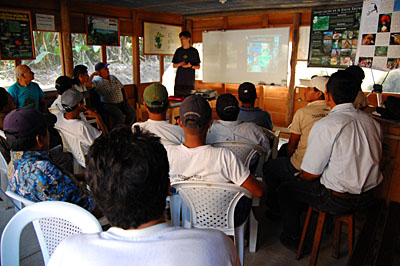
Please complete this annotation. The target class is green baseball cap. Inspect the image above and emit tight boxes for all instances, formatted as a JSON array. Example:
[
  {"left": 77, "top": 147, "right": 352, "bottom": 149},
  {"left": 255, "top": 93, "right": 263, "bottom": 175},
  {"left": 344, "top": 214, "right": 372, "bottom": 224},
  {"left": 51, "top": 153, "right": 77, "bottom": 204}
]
[{"left": 143, "top": 83, "right": 169, "bottom": 108}]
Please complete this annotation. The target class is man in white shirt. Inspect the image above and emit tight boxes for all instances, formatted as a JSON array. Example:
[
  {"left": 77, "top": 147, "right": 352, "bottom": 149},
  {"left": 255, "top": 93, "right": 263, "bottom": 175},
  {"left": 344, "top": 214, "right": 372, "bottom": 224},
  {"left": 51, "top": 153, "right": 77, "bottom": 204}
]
[
  {"left": 55, "top": 89, "right": 107, "bottom": 155},
  {"left": 263, "top": 76, "right": 330, "bottom": 216},
  {"left": 165, "top": 95, "right": 265, "bottom": 225},
  {"left": 49, "top": 76, "right": 77, "bottom": 114},
  {"left": 133, "top": 83, "right": 184, "bottom": 144},
  {"left": 49, "top": 126, "right": 240, "bottom": 266},
  {"left": 278, "top": 70, "right": 382, "bottom": 250},
  {"left": 207, "top": 93, "right": 270, "bottom": 152}
]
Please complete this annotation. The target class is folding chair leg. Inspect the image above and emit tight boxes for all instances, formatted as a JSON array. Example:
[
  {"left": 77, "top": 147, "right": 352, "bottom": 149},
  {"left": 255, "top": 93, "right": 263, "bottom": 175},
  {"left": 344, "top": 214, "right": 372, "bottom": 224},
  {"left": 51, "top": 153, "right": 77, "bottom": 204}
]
[{"left": 249, "top": 209, "right": 258, "bottom": 252}]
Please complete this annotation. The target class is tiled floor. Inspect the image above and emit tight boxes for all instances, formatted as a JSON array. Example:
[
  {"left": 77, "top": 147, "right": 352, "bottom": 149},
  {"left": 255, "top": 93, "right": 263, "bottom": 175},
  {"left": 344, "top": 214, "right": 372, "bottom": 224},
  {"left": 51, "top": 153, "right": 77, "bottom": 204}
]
[{"left": 0, "top": 198, "right": 352, "bottom": 266}]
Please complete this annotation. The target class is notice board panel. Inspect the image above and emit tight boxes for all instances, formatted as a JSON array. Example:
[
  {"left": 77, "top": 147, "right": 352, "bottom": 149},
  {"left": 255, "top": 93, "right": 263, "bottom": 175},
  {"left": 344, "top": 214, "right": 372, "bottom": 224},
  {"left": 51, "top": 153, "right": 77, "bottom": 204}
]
[
  {"left": 308, "top": 6, "right": 362, "bottom": 68},
  {"left": 0, "top": 9, "right": 35, "bottom": 60}
]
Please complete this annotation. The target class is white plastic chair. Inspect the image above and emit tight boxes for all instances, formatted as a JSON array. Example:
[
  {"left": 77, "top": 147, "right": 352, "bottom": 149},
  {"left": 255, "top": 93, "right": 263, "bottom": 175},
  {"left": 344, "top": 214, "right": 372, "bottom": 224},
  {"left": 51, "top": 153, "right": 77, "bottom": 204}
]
[
  {"left": 211, "top": 140, "right": 268, "bottom": 177},
  {"left": 1, "top": 201, "right": 102, "bottom": 266},
  {"left": 56, "top": 129, "right": 86, "bottom": 172},
  {"left": 172, "top": 181, "right": 253, "bottom": 265},
  {"left": 260, "top": 127, "right": 280, "bottom": 160}
]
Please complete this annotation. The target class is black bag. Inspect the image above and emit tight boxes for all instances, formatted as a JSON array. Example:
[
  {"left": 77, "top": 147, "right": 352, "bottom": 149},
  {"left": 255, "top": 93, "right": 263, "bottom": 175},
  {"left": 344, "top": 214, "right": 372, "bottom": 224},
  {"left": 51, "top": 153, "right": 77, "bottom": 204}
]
[{"left": 377, "top": 96, "right": 400, "bottom": 120}]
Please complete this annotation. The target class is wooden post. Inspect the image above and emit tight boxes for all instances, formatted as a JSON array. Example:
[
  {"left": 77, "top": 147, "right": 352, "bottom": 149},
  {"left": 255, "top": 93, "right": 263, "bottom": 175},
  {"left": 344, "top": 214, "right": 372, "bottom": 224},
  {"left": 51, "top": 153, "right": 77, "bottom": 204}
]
[
  {"left": 101, "top": 46, "right": 107, "bottom": 63},
  {"left": 132, "top": 10, "right": 140, "bottom": 93},
  {"left": 60, "top": 0, "right": 73, "bottom": 77},
  {"left": 285, "top": 13, "right": 300, "bottom": 126}
]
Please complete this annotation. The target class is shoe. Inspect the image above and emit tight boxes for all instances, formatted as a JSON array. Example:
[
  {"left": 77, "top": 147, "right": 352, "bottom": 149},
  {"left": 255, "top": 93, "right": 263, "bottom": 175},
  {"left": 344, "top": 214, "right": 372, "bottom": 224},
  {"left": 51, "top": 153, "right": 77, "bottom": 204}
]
[{"left": 279, "top": 233, "right": 300, "bottom": 252}]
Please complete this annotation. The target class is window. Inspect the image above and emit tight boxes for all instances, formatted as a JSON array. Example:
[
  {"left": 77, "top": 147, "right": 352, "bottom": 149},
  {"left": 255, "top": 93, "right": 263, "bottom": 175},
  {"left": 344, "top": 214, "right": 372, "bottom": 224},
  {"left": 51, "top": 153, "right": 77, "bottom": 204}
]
[
  {"left": 162, "top": 55, "right": 175, "bottom": 95},
  {"left": 107, "top": 36, "right": 133, "bottom": 84},
  {"left": 139, "top": 37, "right": 160, "bottom": 83},
  {"left": 71, "top": 33, "right": 101, "bottom": 73},
  {"left": 0, "top": 60, "right": 15, "bottom": 88},
  {"left": 22, "top": 31, "right": 62, "bottom": 91}
]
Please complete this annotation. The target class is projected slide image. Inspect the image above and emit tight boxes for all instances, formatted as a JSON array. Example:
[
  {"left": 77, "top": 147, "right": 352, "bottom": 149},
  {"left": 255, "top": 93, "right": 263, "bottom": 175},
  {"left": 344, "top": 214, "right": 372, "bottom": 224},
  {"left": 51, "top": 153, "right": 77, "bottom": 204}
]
[{"left": 247, "top": 42, "right": 274, "bottom": 72}]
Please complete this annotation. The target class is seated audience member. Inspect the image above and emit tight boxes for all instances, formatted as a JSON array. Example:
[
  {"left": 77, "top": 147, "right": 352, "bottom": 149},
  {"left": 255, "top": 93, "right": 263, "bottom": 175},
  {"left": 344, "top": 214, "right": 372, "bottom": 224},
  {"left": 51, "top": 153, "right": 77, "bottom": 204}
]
[
  {"left": 55, "top": 88, "right": 107, "bottom": 155},
  {"left": 48, "top": 126, "right": 240, "bottom": 266},
  {"left": 8, "top": 65, "right": 46, "bottom": 113},
  {"left": 0, "top": 87, "right": 16, "bottom": 162},
  {"left": 237, "top": 82, "right": 273, "bottom": 130},
  {"left": 277, "top": 70, "right": 382, "bottom": 250},
  {"left": 165, "top": 95, "right": 265, "bottom": 225},
  {"left": 263, "top": 76, "right": 330, "bottom": 214},
  {"left": 4, "top": 107, "right": 94, "bottom": 211},
  {"left": 207, "top": 93, "right": 270, "bottom": 152},
  {"left": 133, "top": 83, "right": 184, "bottom": 144},
  {"left": 73, "top": 64, "right": 97, "bottom": 93},
  {"left": 49, "top": 76, "right": 77, "bottom": 114},
  {"left": 345, "top": 65, "right": 369, "bottom": 109},
  {"left": 91, "top": 62, "right": 136, "bottom": 128}
]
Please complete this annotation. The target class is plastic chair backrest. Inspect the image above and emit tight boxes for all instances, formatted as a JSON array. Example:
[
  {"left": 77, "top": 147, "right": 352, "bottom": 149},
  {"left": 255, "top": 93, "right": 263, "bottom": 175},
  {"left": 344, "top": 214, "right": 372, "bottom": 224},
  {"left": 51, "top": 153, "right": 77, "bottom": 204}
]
[
  {"left": 172, "top": 181, "right": 252, "bottom": 235},
  {"left": 5, "top": 190, "right": 35, "bottom": 211},
  {"left": 56, "top": 129, "right": 86, "bottom": 168},
  {"left": 0, "top": 152, "right": 15, "bottom": 209},
  {"left": 211, "top": 141, "right": 268, "bottom": 176},
  {"left": 260, "top": 127, "right": 280, "bottom": 160},
  {"left": 1, "top": 201, "right": 102, "bottom": 266}
]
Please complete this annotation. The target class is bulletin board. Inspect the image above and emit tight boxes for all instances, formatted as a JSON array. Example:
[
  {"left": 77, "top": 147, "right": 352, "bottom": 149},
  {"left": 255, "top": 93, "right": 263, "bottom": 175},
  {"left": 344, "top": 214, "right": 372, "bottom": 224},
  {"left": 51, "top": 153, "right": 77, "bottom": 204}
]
[
  {"left": 0, "top": 9, "right": 35, "bottom": 60},
  {"left": 308, "top": 6, "right": 362, "bottom": 68},
  {"left": 143, "top": 22, "right": 181, "bottom": 55}
]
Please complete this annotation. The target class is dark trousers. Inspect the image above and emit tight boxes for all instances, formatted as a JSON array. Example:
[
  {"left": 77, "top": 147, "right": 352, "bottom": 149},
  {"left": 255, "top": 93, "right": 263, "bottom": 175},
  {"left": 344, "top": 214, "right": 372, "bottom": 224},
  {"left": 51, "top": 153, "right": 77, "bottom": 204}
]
[
  {"left": 278, "top": 178, "right": 373, "bottom": 239},
  {"left": 174, "top": 85, "right": 194, "bottom": 97},
  {"left": 103, "top": 102, "right": 136, "bottom": 128}
]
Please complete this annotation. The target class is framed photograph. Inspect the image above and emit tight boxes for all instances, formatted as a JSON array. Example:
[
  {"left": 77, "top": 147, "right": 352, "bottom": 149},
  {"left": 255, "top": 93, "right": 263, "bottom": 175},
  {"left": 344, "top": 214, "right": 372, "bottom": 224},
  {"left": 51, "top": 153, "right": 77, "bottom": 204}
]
[
  {"left": 86, "top": 16, "right": 119, "bottom": 46},
  {"left": 0, "top": 9, "right": 35, "bottom": 60},
  {"left": 143, "top": 22, "right": 181, "bottom": 55}
]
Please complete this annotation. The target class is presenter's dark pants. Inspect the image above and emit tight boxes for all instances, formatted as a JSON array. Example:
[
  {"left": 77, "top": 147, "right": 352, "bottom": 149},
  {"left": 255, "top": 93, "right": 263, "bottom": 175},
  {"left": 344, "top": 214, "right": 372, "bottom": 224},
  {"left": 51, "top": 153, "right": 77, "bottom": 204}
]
[{"left": 174, "top": 85, "right": 194, "bottom": 97}]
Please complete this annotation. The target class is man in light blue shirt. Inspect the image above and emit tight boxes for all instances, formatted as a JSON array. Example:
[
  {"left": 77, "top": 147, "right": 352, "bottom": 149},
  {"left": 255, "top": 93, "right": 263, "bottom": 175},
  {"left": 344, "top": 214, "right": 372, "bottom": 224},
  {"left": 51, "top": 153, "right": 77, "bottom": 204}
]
[
  {"left": 277, "top": 70, "right": 382, "bottom": 250},
  {"left": 8, "top": 65, "right": 46, "bottom": 112}
]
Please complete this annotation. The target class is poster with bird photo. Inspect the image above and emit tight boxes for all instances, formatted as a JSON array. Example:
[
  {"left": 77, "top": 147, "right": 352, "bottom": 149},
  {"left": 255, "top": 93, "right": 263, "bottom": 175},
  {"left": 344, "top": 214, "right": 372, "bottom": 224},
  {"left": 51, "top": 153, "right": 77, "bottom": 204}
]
[{"left": 356, "top": 0, "right": 400, "bottom": 70}]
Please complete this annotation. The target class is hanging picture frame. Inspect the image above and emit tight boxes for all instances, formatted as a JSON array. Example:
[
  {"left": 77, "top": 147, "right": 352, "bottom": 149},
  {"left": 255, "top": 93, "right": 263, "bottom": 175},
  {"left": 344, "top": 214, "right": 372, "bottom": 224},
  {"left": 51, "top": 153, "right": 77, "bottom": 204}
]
[
  {"left": 143, "top": 22, "right": 181, "bottom": 55},
  {"left": 86, "top": 15, "right": 120, "bottom": 46}
]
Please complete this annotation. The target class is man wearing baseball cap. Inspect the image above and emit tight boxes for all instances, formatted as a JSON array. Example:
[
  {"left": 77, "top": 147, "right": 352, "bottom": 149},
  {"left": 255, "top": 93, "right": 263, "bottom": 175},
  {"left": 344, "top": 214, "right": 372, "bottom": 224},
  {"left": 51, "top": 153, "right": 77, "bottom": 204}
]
[
  {"left": 237, "top": 82, "right": 273, "bottom": 130},
  {"left": 49, "top": 76, "right": 77, "bottom": 114},
  {"left": 55, "top": 88, "right": 107, "bottom": 155},
  {"left": 263, "top": 76, "right": 330, "bottom": 219},
  {"left": 207, "top": 93, "right": 270, "bottom": 151},
  {"left": 132, "top": 83, "right": 184, "bottom": 144},
  {"left": 4, "top": 107, "right": 95, "bottom": 211},
  {"left": 91, "top": 62, "right": 136, "bottom": 128},
  {"left": 164, "top": 95, "right": 265, "bottom": 225}
]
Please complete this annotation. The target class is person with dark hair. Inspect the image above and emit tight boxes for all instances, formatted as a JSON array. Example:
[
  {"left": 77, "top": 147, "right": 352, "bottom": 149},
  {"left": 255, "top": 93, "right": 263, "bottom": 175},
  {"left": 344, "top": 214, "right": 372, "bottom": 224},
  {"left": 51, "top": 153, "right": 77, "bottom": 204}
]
[
  {"left": 132, "top": 83, "right": 184, "bottom": 144},
  {"left": 165, "top": 95, "right": 265, "bottom": 226},
  {"left": 55, "top": 88, "right": 107, "bottom": 155},
  {"left": 277, "top": 70, "right": 382, "bottom": 251},
  {"left": 345, "top": 65, "right": 369, "bottom": 109},
  {"left": 0, "top": 87, "right": 15, "bottom": 162},
  {"left": 49, "top": 76, "right": 77, "bottom": 114},
  {"left": 237, "top": 82, "right": 273, "bottom": 130},
  {"left": 73, "top": 64, "right": 98, "bottom": 92},
  {"left": 263, "top": 76, "right": 330, "bottom": 218},
  {"left": 48, "top": 126, "right": 240, "bottom": 266},
  {"left": 8, "top": 65, "right": 46, "bottom": 113},
  {"left": 91, "top": 62, "right": 136, "bottom": 128},
  {"left": 4, "top": 107, "right": 95, "bottom": 211},
  {"left": 207, "top": 93, "right": 270, "bottom": 151},
  {"left": 172, "top": 31, "right": 201, "bottom": 96}
]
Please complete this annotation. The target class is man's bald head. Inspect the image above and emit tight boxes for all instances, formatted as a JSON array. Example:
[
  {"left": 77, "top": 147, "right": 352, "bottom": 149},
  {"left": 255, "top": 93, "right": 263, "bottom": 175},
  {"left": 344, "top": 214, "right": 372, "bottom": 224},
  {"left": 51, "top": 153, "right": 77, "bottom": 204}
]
[{"left": 16, "top": 65, "right": 34, "bottom": 86}]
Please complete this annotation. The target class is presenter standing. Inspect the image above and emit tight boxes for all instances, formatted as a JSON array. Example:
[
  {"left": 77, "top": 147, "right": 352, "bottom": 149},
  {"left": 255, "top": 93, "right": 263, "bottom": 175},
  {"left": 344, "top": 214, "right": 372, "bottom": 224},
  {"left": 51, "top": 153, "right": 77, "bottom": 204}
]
[{"left": 172, "top": 31, "right": 201, "bottom": 97}]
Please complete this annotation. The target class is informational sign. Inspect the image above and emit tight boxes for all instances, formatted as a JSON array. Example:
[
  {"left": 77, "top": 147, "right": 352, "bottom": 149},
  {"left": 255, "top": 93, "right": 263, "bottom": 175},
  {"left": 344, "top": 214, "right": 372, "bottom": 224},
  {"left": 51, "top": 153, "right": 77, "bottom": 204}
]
[
  {"left": 36, "top": 14, "right": 55, "bottom": 31},
  {"left": 86, "top": 16, "right": 119, "bottom": 46},
  {"left": 144, "top": 22, "right": 181, "bottom": 55},
  {"left": 308, "top": 6, "right": 362, "bottom": 68},
  {"left": 356, "top": 0, "right": 400, "bottom": 70},
  {"left": 0, "top": 9, "right": 35, "bottom": 60}
]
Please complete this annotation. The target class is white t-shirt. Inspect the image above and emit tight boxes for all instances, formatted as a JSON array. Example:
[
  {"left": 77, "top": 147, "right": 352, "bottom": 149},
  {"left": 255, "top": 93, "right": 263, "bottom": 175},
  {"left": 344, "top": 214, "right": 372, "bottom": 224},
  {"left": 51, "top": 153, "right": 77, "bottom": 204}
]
[
  {"left": 165, "top": 144, "right": 250, "bottom": 186},
  {"left": 48, "top": 223, "right": 240, "bottom": 266},
  {"left": 49, "top": 96, "right": 63, "bottom": 114},
  {"left": 206, "top": 120, "right": 270, "bottom": 151},
  {"left": 55, "top": 112, "right": 101, "bottom": 155},
  {"left": 301, "top": 103, "right": 383, "bottom": 194},
  {"left": 133, "top": 119, "right": 184, "bottom": 145}
]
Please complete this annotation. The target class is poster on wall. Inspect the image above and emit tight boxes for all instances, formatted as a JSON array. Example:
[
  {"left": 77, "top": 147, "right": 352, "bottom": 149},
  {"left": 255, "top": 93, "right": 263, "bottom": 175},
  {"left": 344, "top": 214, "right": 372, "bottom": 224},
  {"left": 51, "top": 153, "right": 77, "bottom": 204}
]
[
  {"left": 356, "top": 0, "right": 400, "bottom": 70},
  {"left": 143, "top": 22, "right": 181, "bottom": 55},
  {"left": 308, "top": 6, "right": 362, "bottom": 68},
  {"left": 0, "top": 9, "right": 35, "bottom": 60},
  {"left": 86, "top": 16, "right": 119, "bottom": 46}
]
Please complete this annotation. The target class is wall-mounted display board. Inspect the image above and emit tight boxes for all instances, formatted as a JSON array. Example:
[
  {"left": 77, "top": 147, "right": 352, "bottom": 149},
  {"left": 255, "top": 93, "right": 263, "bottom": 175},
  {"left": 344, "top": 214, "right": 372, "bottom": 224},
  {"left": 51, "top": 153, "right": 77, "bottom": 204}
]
[
  {"left": 143, "top": 22, "right": 181, "bottom": 55},
  {"left": 0, "top": 9, "right": 35, "bottom": 60},
  {"left": 86, "top": 16, "right": 119, "bottom": 46},
  {"left": 308, "top": 6, "right": 362, "bottom": 68},
  {"left": 356, "top": 0, "right": 400, "bottom": 70},
  {"left": 203, "top": 27, "right": 290, "bottom": 85}
]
